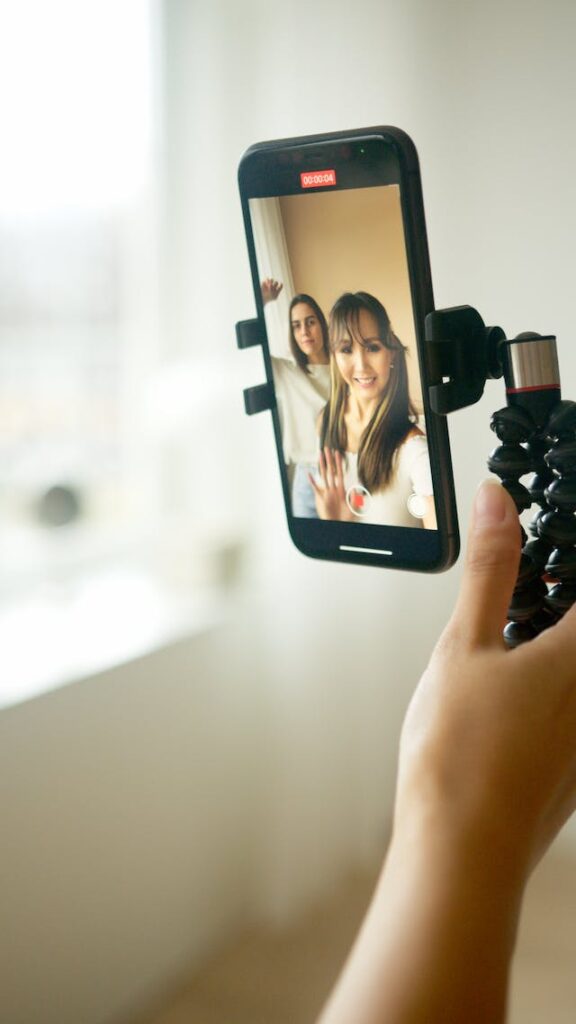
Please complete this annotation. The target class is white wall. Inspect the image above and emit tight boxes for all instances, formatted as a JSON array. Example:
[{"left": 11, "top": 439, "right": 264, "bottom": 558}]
[
  {"left": 0, "top": 617, "right": 261, "bottom": 1024},
  {"left": 3, "top": 1, "right": 576, "bottom": 1021}
]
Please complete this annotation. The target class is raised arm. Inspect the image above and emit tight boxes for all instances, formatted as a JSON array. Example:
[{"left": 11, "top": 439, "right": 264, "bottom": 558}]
[{"left": 318, "top": 479, "right": 576, "bottom": 1024}]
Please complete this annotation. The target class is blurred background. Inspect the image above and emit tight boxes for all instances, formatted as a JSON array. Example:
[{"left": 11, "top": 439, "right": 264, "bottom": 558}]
[{"left": 2, "top": 1, "right": 576, "bottom": 1022}]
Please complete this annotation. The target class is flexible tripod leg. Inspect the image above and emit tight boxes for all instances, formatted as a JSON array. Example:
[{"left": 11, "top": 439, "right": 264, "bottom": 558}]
[{"left": 488, "top": 400, "right": 576, "bottom": 647}]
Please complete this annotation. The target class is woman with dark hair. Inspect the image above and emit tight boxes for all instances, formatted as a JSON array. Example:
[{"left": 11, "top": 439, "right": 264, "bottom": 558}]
[
  {"left": 307, "top": 291, "right": 436, "bottom": 529},
  {"left": 261, "top": 280, "right": 331, "bottom": 513},
  {"left": 286, "top": 292, "right": 330, "bottom": 371},
  {"left": 261, "top": 279, "right": 330, "bottom": 370}
]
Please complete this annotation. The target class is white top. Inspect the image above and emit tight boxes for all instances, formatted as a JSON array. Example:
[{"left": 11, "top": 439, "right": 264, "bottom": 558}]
[
  {"left": 343, "top": 433, "right": 433, "bottom": 528},
  {"left": 272, "top": 357, "right": 331, "bottom": 464}
]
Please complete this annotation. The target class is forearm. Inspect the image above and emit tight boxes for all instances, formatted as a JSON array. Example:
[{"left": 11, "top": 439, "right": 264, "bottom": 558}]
[
  {"left": 318, "top": 479, "right": 576, "bottom": 1023},
  {"left": 317, "top": 814, "right": 525, "bottom": 1024}
]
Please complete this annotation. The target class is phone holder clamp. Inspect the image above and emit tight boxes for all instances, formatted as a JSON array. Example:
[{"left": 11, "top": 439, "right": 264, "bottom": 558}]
[
  {"left": 426, "top": 304, "right": 560, "bottom": 429},
  {"left": 236, "top": 317, "right": 276, "bottom": 416},
  {"left": 425, "top": 305, "right": 505, "bottom": 415},
  {"left": 428, "top": 304, "right": 576, "bottom": 648}
]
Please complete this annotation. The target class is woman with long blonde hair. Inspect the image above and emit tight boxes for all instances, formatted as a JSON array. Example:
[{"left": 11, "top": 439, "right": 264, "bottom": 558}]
[{"left": 307, "top": 291, "right": 436, "bottom": 529}]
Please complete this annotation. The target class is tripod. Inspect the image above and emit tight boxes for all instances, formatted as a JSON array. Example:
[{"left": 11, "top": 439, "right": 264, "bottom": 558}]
[{"left": 426, "top": 306, "right": 575, "bottom": 647}]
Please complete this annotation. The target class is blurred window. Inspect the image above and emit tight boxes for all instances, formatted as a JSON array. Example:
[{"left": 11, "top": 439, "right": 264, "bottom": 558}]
[{"left": 0, "top": 0, "right": 160, "bottom": 596}]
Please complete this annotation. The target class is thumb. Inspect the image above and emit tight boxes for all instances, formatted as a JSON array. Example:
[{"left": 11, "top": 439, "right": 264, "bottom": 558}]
[{"left": 451, "top": 479, "right": 522, "bottom": 647}]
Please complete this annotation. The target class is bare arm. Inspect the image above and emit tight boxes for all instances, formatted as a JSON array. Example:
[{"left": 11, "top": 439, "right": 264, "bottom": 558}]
[{"left": 318, "top": 479, "right": 576, "bottom": 1024}]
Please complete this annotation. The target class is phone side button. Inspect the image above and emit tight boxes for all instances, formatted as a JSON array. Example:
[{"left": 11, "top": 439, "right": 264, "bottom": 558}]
[{"left": 243, "top": 383, "right": 275, "bottom": 416}]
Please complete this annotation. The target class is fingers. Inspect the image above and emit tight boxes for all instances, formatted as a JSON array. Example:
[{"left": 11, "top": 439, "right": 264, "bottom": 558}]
[
  {"left": 260, "top": 278, "right": 282, "bottom": 304},
  {"left": 451, "top": 479, "right": 576, "bottom": 672},
  {"left": 450, "top": 480, "right": 522, "bottom": 648},
  {"left": 335, "top": 451, "right": 346, "bottom": 498},
  {"left": 323, "top": 448, "right": 345, "bottom": 495},
  {"left": 317, "top": 448, "right": 328, "bottom": 489},
  {"left": 308, "top": 471, "right": 321, "bottom": 496},
  {"left": 310, "top": 450, "right": 346, "bottom": 519},
  {"left": 323, "top": 447, "right": 336, "bottom": 489}
]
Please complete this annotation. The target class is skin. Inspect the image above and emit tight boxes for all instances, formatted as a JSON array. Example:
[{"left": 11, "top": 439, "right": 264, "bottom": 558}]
[
  {"left": 311, "top": 308, "right": 436, "bottom": 528},
  {"left": 317, "top": 479, "right": 576, "bottom": 1024},
  {"left": 290, "top": 301, "right": 328, "bottom": 366},
  {"left": 312, "top": 446, "right": 353, "bottom": 521},
  {"left": 333, "top": 311, "right": 394, "bottom": 421},
  {"left": 261, "top": 277, "right": 283, "bottom": 305},
  {"left": 260, "top": 279, "right": 328, "bottom": 367}
]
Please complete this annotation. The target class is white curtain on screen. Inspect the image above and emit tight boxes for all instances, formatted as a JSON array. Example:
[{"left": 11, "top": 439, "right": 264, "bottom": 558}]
[{"left": 249, "top": 197, "right": 296, "bottom": 359}]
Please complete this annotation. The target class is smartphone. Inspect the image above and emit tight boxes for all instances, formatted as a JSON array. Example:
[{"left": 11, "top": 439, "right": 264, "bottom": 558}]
[{"left": 238, "top": 126, "right": 459, "bottom": 572}]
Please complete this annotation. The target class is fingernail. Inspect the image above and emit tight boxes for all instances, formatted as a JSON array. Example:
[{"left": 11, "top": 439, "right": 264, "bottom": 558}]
[{"left": 474, "top": 479, "right": 508, "bottom": 527}]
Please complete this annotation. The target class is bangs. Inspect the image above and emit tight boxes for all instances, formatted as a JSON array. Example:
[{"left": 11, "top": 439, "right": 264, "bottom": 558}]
[
  {"left": 329, "top": 292, "right": 395, "bottom": 352},
  {"left": 329, "top": 306, "right": 362, "bottom": 351}
]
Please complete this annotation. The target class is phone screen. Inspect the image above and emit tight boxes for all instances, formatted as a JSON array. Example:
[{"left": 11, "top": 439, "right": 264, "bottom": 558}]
[{"left": 239, "top": 130, "right": 458, "bottom": 571}]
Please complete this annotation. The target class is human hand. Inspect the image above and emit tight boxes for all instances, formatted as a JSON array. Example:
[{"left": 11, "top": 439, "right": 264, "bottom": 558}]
[
  {"left": 261, "top": 278, "right": 283, "bottom": 305},
  {"left": 317, "top": 478, "right": 576, "bottom": 1024},
  {"left": 396, "top": 478, "right": 576, "bottom": 879},
  {"left": 309, "top": 448, "right": 354, "bottom": 521}
]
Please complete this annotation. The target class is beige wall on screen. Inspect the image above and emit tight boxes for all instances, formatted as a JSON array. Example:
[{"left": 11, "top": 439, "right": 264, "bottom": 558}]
[{"left": 279, "top": 186, "right": 423, "bottom": 412}]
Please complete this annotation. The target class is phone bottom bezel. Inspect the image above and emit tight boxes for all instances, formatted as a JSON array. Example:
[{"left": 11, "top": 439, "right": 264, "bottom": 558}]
[{"left": 288, "top": 515, "right": 458, "bottom": 573}]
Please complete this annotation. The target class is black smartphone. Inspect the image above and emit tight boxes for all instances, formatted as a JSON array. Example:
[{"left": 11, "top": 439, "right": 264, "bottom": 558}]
[{"left": 238, "top": 126, "right": 459, "bottom": 572}]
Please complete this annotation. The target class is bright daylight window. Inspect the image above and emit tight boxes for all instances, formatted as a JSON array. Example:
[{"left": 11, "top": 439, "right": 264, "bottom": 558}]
[{"left": 0, "top": 1, "right": 188, "bottom": 705}]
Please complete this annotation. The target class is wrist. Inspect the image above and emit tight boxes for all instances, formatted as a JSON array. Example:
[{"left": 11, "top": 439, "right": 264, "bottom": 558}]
[
  {"left": 369, "top": 816, "right": 525, "bottom": 1022},
  {"left": 388, "top": 797, "right": 529, "bottom": 929},
  {"left": 393, "top": 722, "right": 536, "bottom": 894}
]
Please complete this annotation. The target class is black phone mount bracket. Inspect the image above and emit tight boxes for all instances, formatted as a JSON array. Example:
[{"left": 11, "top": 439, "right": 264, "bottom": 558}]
[
  {"left": 236, "top": 317, "right": 276, "bottom": 416},
  {"left": 425, "top": 304, "right": 560, "bottom": 428},
  {"left": 426, "top": 305, "right": 505, "bottom": 415},
  {"left": 426, "top": 305, "right": 576, "bottom": 649}
]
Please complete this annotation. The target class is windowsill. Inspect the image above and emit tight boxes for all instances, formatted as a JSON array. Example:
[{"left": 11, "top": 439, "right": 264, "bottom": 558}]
[{"left": 0, "top": 561, "right": 235, "bottom": 712}]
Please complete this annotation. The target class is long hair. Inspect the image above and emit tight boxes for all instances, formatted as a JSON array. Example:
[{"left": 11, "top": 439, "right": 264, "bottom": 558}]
[
  {"left": 288, "top": 294, "right": 329, "bottom": 374},
  {"left": 319, "top": 291, "right": 417, "bottom": 492}
]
